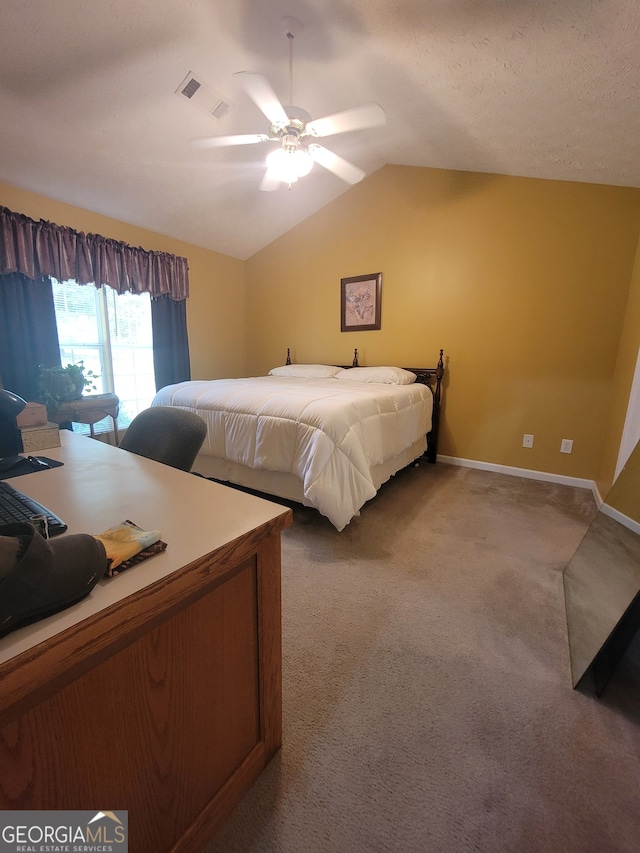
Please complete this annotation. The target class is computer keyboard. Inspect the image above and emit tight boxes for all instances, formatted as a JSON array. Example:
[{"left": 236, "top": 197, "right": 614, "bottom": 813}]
[{"left": 0, "top": 480, "right": 67, "bottom": 537}]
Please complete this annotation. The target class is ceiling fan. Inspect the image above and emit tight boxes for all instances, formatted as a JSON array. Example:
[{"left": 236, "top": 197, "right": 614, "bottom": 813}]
[{"left": 193, "top": 17, "right": 386, "bottom": 191}]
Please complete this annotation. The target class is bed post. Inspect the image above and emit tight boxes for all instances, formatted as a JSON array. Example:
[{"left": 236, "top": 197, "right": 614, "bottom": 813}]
[
  {"left": 426, "top": 349, "right": 444, "bottom": 463},
  {"left": 286, "top": 348, "right": 291, "bottom": 365}
]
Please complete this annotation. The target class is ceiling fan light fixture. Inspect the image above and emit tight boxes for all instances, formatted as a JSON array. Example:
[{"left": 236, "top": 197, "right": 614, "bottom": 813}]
[
  {"left": 266, "top": 146, "right": 313, "bottom": 184},
  {"left": 266, "top": 148, "right": 298, "bottom": 184},
  {"left": 193, "top": 16, "right": 385, "bottom": 191},
  {"left": 292, "top": 148, "right": 313, "bottom": 176}
]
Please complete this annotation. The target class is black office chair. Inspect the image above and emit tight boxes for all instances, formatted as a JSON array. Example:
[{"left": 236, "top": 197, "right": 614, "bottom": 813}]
[{"left": 119, "top": 406, "right": 207, "bottom": 472}]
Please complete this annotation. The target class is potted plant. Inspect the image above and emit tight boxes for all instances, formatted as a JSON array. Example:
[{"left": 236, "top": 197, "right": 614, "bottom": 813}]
[{"left": 37, "top": 361, "right": 99, "bottom": 417}]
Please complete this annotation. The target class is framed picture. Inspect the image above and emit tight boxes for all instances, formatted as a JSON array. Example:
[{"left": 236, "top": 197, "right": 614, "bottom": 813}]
[{"left": 340, "top": 273, "right": 382, "bottom": 332}]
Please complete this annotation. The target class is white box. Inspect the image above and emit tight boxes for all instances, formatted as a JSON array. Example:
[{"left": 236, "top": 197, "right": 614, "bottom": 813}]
[{"left": 19, "top": 422, "right": 61, "bottom": 452}]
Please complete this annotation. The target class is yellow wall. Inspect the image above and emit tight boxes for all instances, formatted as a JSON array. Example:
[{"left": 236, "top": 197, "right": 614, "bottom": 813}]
[
  {"left": 0, "top": 181, "right": 246, "bottom": 380},
  {"left": 598, "top": 233, "right": 640, "bottom": 501},
  {"left": 605, "top": 439, "right": 640, "bottom": 523},
  {"left": 246, "top": 165, "right": 640, "bottom": 480},
  {"left": 5, "top": 168, "right": 640, "bottom": 485}
]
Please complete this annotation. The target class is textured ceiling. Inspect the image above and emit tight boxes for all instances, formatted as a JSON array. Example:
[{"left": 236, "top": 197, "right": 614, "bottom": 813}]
[{"left": 1, "top": 0, "right": 639, "bottom": 260}]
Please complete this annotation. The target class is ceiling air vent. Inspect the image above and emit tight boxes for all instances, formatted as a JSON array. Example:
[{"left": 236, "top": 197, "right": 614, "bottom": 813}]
[
  {"left": 175, "top": 72, "right": 233, "bottom": 122},
  {"left": 211, "top": 99, "right": 231, "bottom": 121},
  {"left": 180, "top": 76, "right": 201, "bottom": 100}
]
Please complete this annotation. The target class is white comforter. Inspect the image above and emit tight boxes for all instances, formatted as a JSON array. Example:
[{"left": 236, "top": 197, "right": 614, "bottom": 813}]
[{"left": 152, "top": 377, "right": 433, "bottom": 530}]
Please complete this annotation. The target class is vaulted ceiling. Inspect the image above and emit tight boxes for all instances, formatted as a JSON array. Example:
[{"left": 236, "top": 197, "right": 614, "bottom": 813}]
[{"left": 1, "top": 0, "right": 638, "bottom": 260}]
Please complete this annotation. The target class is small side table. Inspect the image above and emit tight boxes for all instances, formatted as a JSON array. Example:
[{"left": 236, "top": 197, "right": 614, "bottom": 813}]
[{"left": 50, "top": 393, "right": 120, "bottom": 443}]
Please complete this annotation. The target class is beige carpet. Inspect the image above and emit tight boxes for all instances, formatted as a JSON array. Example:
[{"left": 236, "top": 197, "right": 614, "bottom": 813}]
[{"left": 205, "top": 462, "right": 640, "bottom": 853}]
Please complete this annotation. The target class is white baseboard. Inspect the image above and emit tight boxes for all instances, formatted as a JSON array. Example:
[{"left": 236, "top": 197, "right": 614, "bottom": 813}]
[
  {"left": 592, "top": 483, "right": 605, "bottom": 509},
  {"left": 437, "top": 454, "right": 598, "bottom": 500},
  {"left": 600, "top": 502, "right": 640, "bottom": 535}
]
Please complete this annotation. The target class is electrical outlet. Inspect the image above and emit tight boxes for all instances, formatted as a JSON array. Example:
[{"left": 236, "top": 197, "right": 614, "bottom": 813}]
[
  {"left": 561, "top": 439, "right": 573, "bottom": 454},
  {"left": 523, "top": 434, "right": 534, "bottom": 448}
]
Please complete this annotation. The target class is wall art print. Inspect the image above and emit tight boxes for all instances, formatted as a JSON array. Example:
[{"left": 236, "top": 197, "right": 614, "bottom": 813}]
[{"left": 340, "top": 273, "right": 382, "bottom": 332}]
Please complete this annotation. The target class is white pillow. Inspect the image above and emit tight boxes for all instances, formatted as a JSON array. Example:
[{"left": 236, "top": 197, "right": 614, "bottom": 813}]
[
  {"left": 268, "top": 364, "right": 341, "bottom": 379},
  {"left": 335, "top": 366, "right": 417, "bottom": 385}
]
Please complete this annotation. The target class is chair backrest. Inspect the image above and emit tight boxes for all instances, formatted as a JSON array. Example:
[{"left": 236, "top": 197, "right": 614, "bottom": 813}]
[{"left": 119, "top": 406, "right": 207, "bottom": 472}]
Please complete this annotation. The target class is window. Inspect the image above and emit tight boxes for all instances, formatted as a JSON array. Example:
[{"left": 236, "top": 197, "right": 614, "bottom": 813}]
[{"left": 52, "top": 278, "right": 156, "bottom": 433}]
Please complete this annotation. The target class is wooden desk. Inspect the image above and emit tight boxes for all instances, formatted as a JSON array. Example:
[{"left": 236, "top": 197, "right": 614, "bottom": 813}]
[
  {"left": 0, "top": 432, "right": 292, "bottom": 852},
  {"left": 49, "top": 392, "right": 120, "bottom": 441}
]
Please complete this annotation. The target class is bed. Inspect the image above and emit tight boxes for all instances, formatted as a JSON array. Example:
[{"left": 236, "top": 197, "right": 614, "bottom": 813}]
[{"left": 151, "top": 349, "right": 444, "bottom": 531}]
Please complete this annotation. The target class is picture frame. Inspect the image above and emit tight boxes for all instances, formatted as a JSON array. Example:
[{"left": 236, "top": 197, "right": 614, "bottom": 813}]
[{"left": 340, "top": 273, "right": 382, "bottom": 332}]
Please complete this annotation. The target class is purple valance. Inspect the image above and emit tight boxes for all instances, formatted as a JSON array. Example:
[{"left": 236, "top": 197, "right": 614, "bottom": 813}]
[{"left": 0, "top": 206, "right": 189, "bottom": 300}]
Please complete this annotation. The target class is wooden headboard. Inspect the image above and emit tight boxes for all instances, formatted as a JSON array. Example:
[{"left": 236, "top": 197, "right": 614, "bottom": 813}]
[{"left": 284, "top": 347, "right": 445, "bottom": 463}]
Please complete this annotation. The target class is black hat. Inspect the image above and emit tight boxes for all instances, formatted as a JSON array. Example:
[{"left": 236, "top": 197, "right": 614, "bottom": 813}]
[{"left": 0, "top": 523, "right": 107, "bottom": 638}]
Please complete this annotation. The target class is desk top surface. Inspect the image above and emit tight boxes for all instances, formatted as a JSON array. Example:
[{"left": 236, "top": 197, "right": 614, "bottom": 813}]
[{"left": 0, "top": 431, "right": 292, "bottom": 665}]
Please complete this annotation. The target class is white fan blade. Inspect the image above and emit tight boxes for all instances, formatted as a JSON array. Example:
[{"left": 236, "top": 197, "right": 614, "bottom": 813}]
[
  {"left": 308, "top": 145, "right": 366, "bottom": 184},
  {"left": 259, "top": 171, "right": 283, "bottom": 192},
  {"left": 192, "top": 133, "right": 270, "bottom": 149},
  {"left": 306, "top": 103, "right": 386, "bottom": 138},
  {"left": 234, "top": 71, "right": 289, "bottom": 126}
]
